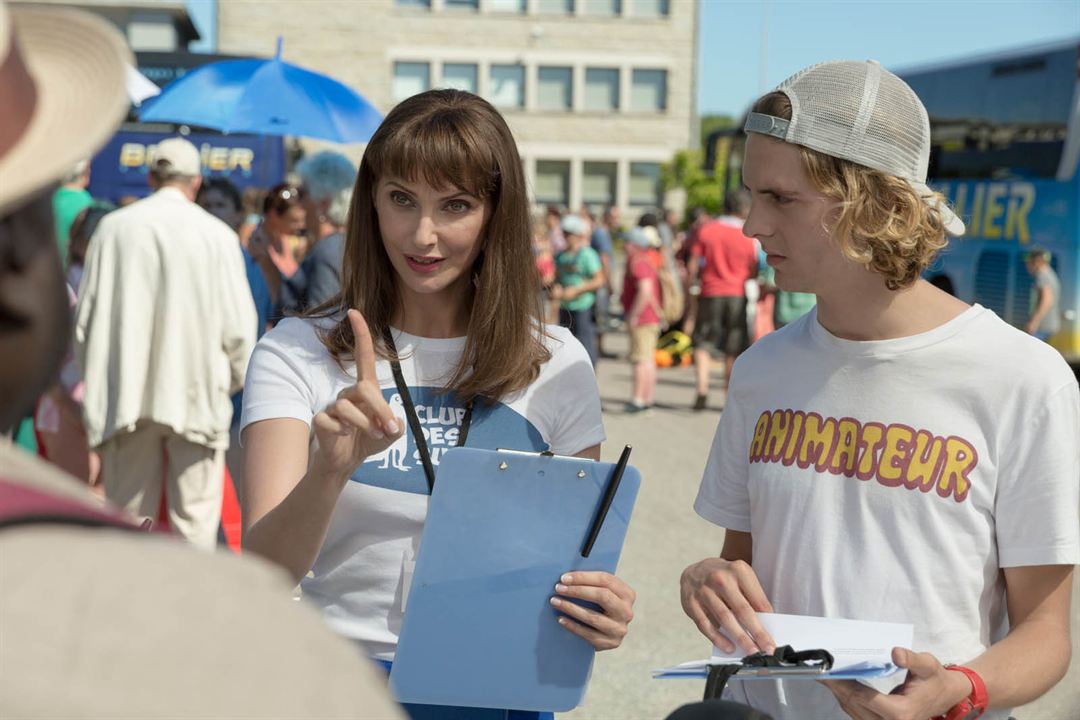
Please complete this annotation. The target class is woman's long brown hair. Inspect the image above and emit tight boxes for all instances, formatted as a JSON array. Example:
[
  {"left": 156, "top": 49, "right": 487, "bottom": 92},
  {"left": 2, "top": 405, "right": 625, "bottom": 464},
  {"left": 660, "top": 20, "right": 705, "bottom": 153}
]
[{"left": 309, "top": 89, "right": 550, "bottom": 404}]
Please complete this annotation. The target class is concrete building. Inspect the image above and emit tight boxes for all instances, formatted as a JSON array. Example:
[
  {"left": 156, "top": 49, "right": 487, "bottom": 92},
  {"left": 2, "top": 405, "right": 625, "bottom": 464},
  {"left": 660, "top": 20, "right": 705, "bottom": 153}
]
[
  {"left": 217, "top": 0, "right": 699, "bottom": 214},
  {"left": 24, "top": 0, "right": 199, "bottom": 52}
]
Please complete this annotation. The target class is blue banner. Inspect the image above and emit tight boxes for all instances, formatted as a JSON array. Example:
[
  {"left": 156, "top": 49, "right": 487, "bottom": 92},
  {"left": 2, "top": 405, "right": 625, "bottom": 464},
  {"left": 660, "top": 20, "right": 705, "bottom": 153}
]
[{"left": 88, "top": 130, "right": 286, "bottom": 204}]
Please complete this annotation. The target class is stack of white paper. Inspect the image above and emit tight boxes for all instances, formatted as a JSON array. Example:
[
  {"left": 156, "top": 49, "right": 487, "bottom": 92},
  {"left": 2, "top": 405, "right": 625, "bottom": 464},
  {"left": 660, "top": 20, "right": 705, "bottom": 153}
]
[{"left": 654, "top": 613, "right": 913, "bottom": 681}]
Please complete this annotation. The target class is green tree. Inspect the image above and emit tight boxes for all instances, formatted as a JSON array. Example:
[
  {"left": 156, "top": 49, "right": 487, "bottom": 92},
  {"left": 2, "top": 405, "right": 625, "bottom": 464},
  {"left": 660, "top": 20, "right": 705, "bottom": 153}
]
[
  {"left": 699, "top": 114, "right": 735, "bottom": 150},
  {"left": 661, "top": 148, "right": 723, "bottom": 219}
]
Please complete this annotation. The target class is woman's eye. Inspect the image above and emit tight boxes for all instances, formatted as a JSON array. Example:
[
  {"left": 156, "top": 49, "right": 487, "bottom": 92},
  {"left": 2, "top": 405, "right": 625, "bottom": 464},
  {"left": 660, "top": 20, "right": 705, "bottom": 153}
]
[
  {"left": 445, "top": 199, "right": 471, "bottom": 213},
  {"left": 389, "top": 191, "right": 413, "bottom": 206}
]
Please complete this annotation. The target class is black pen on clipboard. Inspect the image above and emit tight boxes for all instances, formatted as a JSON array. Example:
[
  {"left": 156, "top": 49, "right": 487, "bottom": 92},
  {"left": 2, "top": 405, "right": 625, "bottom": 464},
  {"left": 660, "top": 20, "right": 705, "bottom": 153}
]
[{"left": 581, "top": 444, "right": 632, "bottom": 558}]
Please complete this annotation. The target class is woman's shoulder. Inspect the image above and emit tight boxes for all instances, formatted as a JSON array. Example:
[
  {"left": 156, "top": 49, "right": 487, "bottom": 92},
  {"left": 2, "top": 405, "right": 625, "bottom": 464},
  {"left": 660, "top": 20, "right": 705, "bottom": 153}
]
[
  {"left": 536, "top": 323, "right": 591, "bottom": 369},
  {"left": 258, "top": 315, "right": 338, "bottom": 360}
]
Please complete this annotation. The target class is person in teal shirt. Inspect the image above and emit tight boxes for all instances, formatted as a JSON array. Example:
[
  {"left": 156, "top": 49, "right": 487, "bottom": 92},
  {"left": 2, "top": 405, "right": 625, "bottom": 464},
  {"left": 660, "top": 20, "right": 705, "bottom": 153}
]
[
  {"left": 52, "top": 160, "right": 93, "bottom": 267},
  {"left": 759, "top": 263, "right": 816, "bottom": 329},
  {"left": 554, "top": 214, "right": 603, "bottom": 365}
]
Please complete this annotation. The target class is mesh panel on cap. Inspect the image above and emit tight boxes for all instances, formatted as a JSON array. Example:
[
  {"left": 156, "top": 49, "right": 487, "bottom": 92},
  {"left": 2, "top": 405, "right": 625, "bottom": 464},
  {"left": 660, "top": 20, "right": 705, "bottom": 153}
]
[{"left": 782, "top": 60, "right": 930, "bottom": 183}]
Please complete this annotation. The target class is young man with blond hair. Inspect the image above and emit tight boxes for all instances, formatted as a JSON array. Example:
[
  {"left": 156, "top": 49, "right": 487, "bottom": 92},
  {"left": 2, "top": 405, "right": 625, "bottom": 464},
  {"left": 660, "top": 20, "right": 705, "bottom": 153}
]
[{"left": 681, "top": 60, "right": 1078, "bottom": 720}]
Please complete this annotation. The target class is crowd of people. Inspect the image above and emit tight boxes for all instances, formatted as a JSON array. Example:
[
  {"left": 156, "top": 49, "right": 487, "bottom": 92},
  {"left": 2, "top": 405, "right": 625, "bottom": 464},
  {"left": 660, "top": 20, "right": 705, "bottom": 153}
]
[{"left": 2, "top": 3, "right": 1076, "bottom": 720}]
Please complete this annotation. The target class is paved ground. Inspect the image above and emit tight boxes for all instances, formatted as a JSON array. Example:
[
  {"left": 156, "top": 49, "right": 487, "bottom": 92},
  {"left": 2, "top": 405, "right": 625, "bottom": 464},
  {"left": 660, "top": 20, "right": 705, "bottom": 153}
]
[{"left": 559, "top": 330, "right": 1080, "bottom": 720}]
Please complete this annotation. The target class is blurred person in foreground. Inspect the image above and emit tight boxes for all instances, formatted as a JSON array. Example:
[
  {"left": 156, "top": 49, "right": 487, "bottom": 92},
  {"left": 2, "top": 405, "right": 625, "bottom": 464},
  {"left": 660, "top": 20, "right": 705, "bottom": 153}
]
[
  {"left": 75, "top": 136, "right": 257, "bottom": 550},
  {"left": 279, "top": 150, "right": 357, "bottom": 314},
  {"left": 1023, "top": 246, "right": 1060, "bottom": 342},
  {"left": 0, "top": 4, "right": 403, "bottom": 718},
  {"left": 680, "top": 60, "right": 1077, "bottom": 720}
]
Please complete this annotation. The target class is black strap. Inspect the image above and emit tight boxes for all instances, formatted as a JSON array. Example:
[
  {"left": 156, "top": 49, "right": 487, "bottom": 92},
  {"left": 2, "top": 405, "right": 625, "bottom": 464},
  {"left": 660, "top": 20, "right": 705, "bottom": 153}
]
[
  {"left": 703, "top": 646, "right": 834, "bottom": 701},
  {"left": 382, "top": 328, "right": 473, "bottom": 494},
  {"left": 742, "top": 645, "right": 834, "bottom": 670},
  {"left": 704, "top": 664, "right": 741, "bottom": 700}
]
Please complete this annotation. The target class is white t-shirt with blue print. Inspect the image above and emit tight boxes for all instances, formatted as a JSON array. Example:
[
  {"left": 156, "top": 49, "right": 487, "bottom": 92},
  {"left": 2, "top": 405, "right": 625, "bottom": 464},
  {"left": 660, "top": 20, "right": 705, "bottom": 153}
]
[{"left": 241, "top": 317, "right": 605, "bottom": 654}]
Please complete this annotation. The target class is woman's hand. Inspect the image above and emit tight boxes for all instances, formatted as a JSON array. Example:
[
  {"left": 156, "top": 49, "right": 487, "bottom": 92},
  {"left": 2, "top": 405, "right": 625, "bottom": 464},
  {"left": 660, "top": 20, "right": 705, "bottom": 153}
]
[
  {"left": 680, "top": 557, "right": 775, "bottom": 654},
  {"left": 311, "top": 309, "right": 404, "bottom": 481},
  {"left": 550, "top": 571, "right": 636, "bottom": 651}
]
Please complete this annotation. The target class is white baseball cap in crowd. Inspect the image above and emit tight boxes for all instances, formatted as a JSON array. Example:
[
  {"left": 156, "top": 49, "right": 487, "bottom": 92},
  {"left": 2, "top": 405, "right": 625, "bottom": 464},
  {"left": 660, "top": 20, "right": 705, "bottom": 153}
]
[
  {"left": 151, "top": 136, "right": 202, "bottom": 178},
  {"left": 0, "top": 1, "right": 131, "bottom": 216},
  {"left": 560, "top": 214, "right": 586, "bottom": 237},
  {"left": 743, "top": 59, "right": 965, "bottom": 237}
]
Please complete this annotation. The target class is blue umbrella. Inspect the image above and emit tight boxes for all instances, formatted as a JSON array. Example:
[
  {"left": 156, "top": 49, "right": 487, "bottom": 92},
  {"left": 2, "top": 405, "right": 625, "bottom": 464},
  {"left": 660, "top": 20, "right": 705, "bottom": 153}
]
[{"left": 140, "top": 39, "right": 383, "bottom": 144}]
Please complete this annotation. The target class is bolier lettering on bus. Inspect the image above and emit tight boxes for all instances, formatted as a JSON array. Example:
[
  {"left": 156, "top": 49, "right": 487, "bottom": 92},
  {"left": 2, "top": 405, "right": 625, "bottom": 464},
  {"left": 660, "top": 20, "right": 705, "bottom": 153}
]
[
  {"left": 943, "top": 181, "right": 1036, "bottom": 244},
  {"left": 118, "top": 142, "right": 255, "bottom": 174},
  {"left": 748, "top": 409, "right": 979, "bottom": 503}
]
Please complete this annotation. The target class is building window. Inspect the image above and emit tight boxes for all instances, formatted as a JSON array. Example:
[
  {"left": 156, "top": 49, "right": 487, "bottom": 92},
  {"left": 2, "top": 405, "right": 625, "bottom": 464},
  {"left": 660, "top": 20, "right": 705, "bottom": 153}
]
[
  {"left": 488, "top": 0, "right": 526, "bottom": 11},
  {"left": 582, "top": 162, "right": 617, "bottom": 206},
  {"left": 537, "top": 0, "right": 573, "bottom": 13},
  {"left": 393, "top": 62, "right": 430, "bottom": 102},
  {"left": 535, "top": 160, "right": 570, "bottom": 206},
  {"left": 629, "top": 162, "right": 661, "bottom": 206},
  {"left": 631, "top": 68, "right": 667, "bottom": 111},
  {"left": 395, "top": 0, "right": 431, "bottom": 6},
  {"left": 631, "top": 0, "right": 668, "bottom": 16},
  {"left": 582, "top": 0, "right": 621, "bottom": 16},
  {"left": 489, "top": 64, "right": 525, "bottom": 108},
  {"left": 442, "top": 63, "right": 478, "bottom": 94},
  {"left": 444, "top": 0, "right": 479, "bottom": 8},
  {"left": 537, "top": 66, "right": 572, "bottom": 111},
  {"left": 584, "top": 68, "right": 619, "bottom": 111}
]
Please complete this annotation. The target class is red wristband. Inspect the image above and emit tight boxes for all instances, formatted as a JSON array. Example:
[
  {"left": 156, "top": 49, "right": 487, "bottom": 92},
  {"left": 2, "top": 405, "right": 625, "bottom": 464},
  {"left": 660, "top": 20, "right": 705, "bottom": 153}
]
[{"left": 934, "top": 665, "right": 988, "bottom": 720}]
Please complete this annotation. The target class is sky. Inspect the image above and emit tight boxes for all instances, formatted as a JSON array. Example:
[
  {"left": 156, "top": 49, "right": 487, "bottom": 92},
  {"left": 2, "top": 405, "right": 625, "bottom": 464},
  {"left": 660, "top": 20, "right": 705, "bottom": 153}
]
[{"left": 184, "top": 0, "right": 1079, "bottom": 117}]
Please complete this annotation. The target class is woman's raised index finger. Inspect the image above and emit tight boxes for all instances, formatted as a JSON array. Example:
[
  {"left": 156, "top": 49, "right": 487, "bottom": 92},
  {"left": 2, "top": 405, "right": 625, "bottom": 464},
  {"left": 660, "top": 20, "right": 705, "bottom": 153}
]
[{"left": 347, "top": 309, "right": 378, "bottom": 382}]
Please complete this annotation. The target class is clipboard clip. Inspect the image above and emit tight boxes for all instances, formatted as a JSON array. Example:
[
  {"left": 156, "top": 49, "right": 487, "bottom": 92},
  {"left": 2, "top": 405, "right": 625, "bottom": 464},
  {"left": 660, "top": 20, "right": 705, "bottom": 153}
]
[{"left": 704, "top": 645, "right": 834, "bottom": 699}]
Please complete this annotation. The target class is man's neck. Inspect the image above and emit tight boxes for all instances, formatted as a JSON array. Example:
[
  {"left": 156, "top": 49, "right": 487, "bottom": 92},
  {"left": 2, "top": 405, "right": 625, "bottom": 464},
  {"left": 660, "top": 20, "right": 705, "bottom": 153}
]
[{"left": 816, "top": 277, "right": 970, "bottom": 341}]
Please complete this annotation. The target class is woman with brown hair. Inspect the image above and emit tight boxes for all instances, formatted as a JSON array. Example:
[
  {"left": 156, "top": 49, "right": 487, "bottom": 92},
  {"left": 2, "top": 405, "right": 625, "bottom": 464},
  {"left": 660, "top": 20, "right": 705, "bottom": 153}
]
[
  {"left": 239, "top": 89, "right": 634, "bottom": 719},
  {"left": 247, "top": 182, "right": 308, "bottom": 305}
]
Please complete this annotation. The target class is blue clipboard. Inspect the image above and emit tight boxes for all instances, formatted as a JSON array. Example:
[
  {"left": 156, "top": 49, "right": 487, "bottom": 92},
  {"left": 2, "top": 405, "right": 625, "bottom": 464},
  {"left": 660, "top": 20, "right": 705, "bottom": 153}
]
[{"left": 389, "top": 447, "right": 641, "bottom": 712}]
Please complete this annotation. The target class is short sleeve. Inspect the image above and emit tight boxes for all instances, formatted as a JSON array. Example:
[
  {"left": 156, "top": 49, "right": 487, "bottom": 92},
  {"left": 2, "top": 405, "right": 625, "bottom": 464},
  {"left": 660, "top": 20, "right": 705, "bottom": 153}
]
[
  {"left": 693, "top": 381, "right": 752, "bottom": 532},
  {"left": 240, "top": 319, "right": 325, "bottom": 435},
  {"left": 584, "top": 248, "right": 602, "bottom": 276},
  {"left": 995, "top": 381, "right": 1080, "bottom": 567},
  {"left": 539, "top": 330, "right": 606, "bottom": 455}
]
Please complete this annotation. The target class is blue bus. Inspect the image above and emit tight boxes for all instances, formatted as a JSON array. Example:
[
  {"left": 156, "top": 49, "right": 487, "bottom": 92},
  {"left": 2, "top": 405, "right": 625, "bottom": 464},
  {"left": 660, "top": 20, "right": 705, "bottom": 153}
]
[
  {"left": 707, "top": 38, "right": 1080, "bottom": 364},
  {"left": 900, "top": 38, "right": 1080, "bottom": 364}
]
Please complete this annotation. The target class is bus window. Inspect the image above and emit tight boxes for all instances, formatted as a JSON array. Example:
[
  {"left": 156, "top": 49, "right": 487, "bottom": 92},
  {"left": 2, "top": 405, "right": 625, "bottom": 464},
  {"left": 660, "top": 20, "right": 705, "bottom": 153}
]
[
  {"left": 974, "top": 249, "right": 1010, "bottom": 317},
  {"left": 904, "top": 45, "right": 1075, "bottom": 180}
]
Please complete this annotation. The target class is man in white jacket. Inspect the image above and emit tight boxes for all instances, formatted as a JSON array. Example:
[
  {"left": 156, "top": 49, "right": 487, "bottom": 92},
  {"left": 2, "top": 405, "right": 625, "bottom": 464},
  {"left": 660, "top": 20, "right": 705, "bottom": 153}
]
[{"left": 76, "top": 137, "right": 256, "bottom": 549}]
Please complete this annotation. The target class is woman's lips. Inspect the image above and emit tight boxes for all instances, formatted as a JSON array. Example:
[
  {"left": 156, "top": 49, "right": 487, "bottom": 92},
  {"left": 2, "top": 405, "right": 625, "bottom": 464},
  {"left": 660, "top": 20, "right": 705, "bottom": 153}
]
[
  {"left": 405, "top": 255, "right": 444, "bottom": 274},
  {"left": 765, "top": 253, "right": 786, "bottom": 266}
]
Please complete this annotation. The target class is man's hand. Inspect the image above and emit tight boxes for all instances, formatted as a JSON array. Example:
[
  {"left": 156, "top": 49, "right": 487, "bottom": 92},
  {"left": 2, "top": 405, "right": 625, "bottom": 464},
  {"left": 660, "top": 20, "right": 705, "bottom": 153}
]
[
  {"left": 311, "top": 310, "right": 403, "bottom": 480},
  {"left": 679, "top": 556, "right": 775, "bottom": 654},
  {"left": 822, "top": 647, "right": 972, "bottom": 720}
]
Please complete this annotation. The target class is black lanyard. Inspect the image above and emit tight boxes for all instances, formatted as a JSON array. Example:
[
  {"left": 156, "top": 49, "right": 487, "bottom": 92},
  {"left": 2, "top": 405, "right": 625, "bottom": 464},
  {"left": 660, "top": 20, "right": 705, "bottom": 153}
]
[{"left": 382, "top": 328, "right": 473, "bottom": 494}]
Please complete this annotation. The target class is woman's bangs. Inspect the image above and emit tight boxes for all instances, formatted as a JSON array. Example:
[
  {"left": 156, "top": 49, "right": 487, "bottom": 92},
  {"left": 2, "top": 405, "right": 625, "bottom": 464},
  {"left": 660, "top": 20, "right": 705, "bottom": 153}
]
[{"left": 375, "top": 116, "right": 498, "bottom": 199}]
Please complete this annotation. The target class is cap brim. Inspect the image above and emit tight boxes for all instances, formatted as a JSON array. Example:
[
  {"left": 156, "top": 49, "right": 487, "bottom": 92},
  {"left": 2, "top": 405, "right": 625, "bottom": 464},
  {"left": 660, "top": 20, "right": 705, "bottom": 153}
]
[
  {"left": 0, "top": 6, "right": 131, "bottom": 216},
  {"left": 911, "top": 180, "right": 965, "bottom": 237}
]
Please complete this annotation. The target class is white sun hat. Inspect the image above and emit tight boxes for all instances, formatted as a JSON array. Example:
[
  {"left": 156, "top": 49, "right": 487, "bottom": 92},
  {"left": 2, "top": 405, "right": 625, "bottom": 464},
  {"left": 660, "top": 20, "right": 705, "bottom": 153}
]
[
  {"left": 0, "top": 1, "right": 131, "bottom": 216},
  {"left": 744, "top": 59, "right": 965, "bottom": 236}
]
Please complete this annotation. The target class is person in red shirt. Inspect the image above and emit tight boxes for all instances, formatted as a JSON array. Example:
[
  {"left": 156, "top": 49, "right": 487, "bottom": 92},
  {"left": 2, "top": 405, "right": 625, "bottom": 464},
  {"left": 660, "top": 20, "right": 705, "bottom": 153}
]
[
  {"left": 621, "top": 226, "right": 664, "bottom": 412},
  {"left": 688, "top": 191, "right": 758, "bottom": 410}
]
